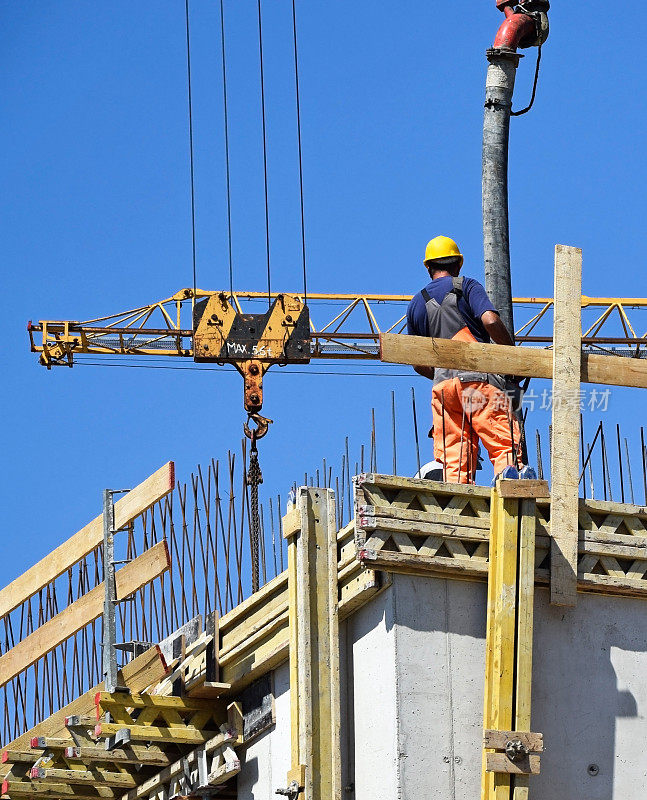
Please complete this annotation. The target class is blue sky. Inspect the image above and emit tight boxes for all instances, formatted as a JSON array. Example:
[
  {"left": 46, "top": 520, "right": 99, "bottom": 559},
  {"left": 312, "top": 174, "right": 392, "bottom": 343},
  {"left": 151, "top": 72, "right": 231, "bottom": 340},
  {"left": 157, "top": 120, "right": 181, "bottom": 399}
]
[{"left": 3, "top": 1, "right": 647, "bottom": 581}]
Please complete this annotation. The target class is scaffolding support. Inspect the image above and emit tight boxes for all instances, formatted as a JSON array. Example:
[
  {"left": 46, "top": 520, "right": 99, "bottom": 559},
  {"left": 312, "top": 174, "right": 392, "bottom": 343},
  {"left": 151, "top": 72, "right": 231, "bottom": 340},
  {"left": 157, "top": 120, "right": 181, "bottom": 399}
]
[
  {"left": 482, "top": 481, "right": 544, "bottom": 800},
  {"left": 282, "top": 488, "right": 341, "bottom": 800}
]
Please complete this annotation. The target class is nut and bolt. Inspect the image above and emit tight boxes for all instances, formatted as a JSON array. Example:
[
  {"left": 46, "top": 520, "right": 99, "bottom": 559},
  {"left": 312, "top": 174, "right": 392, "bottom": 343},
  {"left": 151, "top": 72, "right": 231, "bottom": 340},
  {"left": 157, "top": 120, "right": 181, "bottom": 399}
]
[
  {"left": 249, "top": 364, "right": 260, "bottom": 376},
  {"left": 505, "top": 740, "right": 528, "bottom": 763},
  {"left": 588, "top": 764, "right": 600, "bottom": 777}
]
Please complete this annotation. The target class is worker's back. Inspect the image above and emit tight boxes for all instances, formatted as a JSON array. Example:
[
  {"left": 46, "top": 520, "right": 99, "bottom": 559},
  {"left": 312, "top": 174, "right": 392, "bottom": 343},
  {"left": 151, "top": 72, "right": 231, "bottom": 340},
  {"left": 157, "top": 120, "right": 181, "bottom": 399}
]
[{"left": 406, "top": 275, "right": 495, "bottom": 344}]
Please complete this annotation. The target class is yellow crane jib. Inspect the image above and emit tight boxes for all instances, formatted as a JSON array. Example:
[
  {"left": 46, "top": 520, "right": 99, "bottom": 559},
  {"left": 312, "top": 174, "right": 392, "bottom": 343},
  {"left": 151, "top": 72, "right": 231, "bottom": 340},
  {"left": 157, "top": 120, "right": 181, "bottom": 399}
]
[{"left": 192, "top": 292, "right": 310, "bottom": 428}]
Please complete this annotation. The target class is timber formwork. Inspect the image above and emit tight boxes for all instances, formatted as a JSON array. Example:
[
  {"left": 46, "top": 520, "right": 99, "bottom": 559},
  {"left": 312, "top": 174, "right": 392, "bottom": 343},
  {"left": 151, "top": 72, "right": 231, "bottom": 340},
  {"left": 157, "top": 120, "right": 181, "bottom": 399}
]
[
  {"left": 355, "top": 474, "right": 647, "bottom": 600},
  {"left": 0, "top": 501, "right": 388, "bottom": 800},
  {"left": 3, "top": 473, "right": 647, "bottom": 799}
]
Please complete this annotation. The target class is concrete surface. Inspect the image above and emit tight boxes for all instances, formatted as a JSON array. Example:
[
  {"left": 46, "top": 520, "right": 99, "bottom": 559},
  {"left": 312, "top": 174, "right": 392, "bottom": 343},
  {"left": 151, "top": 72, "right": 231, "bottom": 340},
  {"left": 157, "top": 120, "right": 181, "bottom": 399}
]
[{"left": 236, "top": 575, "right": 647, "bottom": 799}]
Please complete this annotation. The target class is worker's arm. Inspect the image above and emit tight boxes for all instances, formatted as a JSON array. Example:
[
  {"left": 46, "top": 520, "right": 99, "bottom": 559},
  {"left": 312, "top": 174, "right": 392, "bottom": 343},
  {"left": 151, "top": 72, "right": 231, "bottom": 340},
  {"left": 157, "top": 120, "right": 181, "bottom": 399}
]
[
  {"left": 414, "top": 365, "right": 435, "bottom": 380},
  {"left": 481, "top": 310, "right": 514, "bottom": 346}
]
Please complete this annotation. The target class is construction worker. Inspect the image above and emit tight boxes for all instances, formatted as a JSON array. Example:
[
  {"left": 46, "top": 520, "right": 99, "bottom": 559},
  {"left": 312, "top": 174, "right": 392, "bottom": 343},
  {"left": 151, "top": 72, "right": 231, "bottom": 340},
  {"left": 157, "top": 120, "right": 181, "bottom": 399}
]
[{"left": 407, "top": 235, "right": 535, "bottom": 484}]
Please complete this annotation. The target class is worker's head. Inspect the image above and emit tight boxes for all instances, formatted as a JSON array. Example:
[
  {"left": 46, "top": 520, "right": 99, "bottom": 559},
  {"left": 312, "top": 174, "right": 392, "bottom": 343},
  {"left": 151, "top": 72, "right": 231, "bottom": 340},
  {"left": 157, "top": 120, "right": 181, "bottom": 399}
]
[{"left": 423, "top": 236, "right": 464, "bottom": 278}]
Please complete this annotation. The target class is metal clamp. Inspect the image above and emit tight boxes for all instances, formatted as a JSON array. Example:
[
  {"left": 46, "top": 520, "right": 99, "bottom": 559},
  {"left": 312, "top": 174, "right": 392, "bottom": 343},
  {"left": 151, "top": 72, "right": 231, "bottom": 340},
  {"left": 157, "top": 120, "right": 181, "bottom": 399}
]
[{"left": 276, "top": 781, "right": 303, "bottom": 799}]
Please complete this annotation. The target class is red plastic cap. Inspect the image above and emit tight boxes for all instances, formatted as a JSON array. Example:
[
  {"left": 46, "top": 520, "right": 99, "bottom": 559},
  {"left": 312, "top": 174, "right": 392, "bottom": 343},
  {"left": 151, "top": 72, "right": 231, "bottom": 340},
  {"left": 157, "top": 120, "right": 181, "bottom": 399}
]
[
  {"left": 2, "top": 780, "right": 9, "bottom": 795},
  {"left": 0, "top": 752, "right": 7, "bottom": 764},
  {"left": 30, "top": 737, "right": 39, "bottom": 748},
  {"left": 94, "top": 724, "right": 102, "bottom": 738}
]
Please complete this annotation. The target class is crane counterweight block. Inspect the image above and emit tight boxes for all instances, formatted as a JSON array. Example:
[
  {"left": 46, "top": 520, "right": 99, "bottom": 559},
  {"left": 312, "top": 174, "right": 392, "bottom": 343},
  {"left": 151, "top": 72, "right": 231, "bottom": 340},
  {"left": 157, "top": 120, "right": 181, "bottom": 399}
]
[{"left": 193, "top": 292, "right": 310, "bottom": 413}]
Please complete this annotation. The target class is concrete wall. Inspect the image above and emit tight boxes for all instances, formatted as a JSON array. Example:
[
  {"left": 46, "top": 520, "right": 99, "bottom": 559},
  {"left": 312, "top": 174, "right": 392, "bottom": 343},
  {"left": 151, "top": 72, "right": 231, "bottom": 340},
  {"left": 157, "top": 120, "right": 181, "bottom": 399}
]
[
  {"left": 236, "top": 661, "right": 291, "bottom": 799},
  {"left": 236, "top": 575, "right": 647, "bottom": 799}
]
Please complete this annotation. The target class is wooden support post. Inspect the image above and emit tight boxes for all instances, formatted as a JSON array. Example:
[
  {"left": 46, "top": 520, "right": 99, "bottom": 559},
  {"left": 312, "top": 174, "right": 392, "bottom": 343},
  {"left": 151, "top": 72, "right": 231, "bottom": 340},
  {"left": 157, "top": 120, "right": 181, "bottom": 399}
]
[
  {"left": 283, "top": 488, "right": 341, "bottom": 800},
  {"left": 550, "top": 244, "right": 582, "bottom": 607},
  {"left": 482, "top": 484, "right": 540, "bottom": 800}
]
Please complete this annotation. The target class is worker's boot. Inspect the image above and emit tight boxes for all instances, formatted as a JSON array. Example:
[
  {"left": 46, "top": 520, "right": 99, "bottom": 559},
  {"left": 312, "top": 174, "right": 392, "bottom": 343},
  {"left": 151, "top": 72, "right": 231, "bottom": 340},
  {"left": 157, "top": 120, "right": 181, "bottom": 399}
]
[
  {"left": 491, "top": 465, "right": 519, "bottom": 486},
  {"left": 518, "top": 465, "right": 537, "bottom": 480}
]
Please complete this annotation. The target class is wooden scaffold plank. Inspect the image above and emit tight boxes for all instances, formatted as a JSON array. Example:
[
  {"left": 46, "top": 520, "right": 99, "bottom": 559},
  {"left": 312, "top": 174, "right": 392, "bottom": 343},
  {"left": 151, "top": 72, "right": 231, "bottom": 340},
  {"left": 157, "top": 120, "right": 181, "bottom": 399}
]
[
  {"left": 0, "top": 462, "right": 174, "bottom": 619},
  {"left": 0, "top": 543, "right": 170, "bottom": 688},
  {"left": 1, "top": 647, "right": 167, "bottom": 758}
]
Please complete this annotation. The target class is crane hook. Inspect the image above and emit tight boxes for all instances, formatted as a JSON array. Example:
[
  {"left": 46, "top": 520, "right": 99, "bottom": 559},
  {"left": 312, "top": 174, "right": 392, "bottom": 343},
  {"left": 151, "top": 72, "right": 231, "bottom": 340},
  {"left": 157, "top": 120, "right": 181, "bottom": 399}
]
[{"left": 243, "top": 412, "right": 273, "bottom": 444}]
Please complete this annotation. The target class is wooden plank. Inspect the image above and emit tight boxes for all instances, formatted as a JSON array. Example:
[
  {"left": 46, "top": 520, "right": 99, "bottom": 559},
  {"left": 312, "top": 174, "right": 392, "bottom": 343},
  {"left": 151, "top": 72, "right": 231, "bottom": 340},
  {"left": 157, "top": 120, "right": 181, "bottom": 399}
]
[
  {"left": 31, "top": 768, "right": 137, "bottom": 789},
  {"left": 358, "top": 504, "right": 491, "bottom": 530},
  {"left": 515, "top": 500, "right": 536, "bottom": 731},
  {"left": 497, "top": 480, "right": 550, "bottom": 499},
  {"left": 119, "top": 733, "right": 233, "bottom": 800},
  {"left": 550, "top": 245, "right": 582, "bottom": 607},
  {"left": 513, "top": 499, "right": 538, "bottom": 800},
  {"left": 359, "top": 473, "right": 491, "bottom": 498},
  {"left": 95, "top": 722, "right": 218, "bottom": 746},
  {"left": 359, "top": 548, "right": 489, "bottom": 578},
  {"left": 96, "top": 692, "right": 222, "bottom": 714},
  {"left": 61, "top": 745, "right": 171, "bottom": 767},
  {"left": 379, "top": 332, "right": 647, "bottom": 389},
  {"left": 483, "top": 731, "right": 543, "bottom": 752},
  {"left": 288, "top": 487, "right": 341, "bottom": 800},
  {"left": 1, "top": 647, "right": 167, "bottom": 756},
  {"left": 486, "top": 753, "right": 541, "bottom": 776},
  {"left": 360, "top": 517, "right": 489, "bottom": 542},
  {"left": 0, "top": 543, "right": 170, "bottom": 687},
  {"left": 2, "top": 779, "right": 118, "bottom": 798},
  {"left": 0, "top": 462, "right": 174, "bottom": 619}
]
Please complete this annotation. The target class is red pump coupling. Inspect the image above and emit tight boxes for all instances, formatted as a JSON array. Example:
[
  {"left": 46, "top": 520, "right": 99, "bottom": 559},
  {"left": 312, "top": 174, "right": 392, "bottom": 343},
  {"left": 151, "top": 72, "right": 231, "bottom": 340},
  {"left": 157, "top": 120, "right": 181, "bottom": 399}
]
[{"left": 492, "top": 1, "right": 549, "bottom": 51}]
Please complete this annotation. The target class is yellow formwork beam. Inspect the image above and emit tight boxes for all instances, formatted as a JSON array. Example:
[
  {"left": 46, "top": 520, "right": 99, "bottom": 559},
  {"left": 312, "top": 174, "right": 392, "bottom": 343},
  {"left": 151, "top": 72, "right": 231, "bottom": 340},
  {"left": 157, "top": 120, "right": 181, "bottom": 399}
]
[
  {"left": 283, "top": 488, "right": 342, "bottom": 800},
  {"left": 482, "top": 483, "right": 540, "bottom": 800}
]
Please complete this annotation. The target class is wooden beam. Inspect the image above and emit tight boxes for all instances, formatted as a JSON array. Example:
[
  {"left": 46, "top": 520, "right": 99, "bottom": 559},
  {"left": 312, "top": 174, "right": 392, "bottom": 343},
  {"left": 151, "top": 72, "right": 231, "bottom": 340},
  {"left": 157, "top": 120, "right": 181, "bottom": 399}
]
[
  {"left": 0, "top": 462, "right": 174, "bottom": 619},
  {"left": 550, "top": 245, "right": 582, "bottom": 607},
  {"left": 60, "top": 745, "right": 171, "bottom": 767},
  {"left": 2, "top": 778, "right": 117, "bottom": 798},
  {"left": 96, "top": 691, "right": 222, "bottom": 714},
  {"left": 94, "top": 722, "right": 218, "bottom": 746},
  {"left": 285, "top": 488, "right": 342, "bottom": 800},
  {"left": 486, "top": 753, "right": 541, "bottom": 776},
  {"left": 31, "top": 767, "right": 137, "bottom": 789},
  {"left": 379, "top": 333, "right": 647, "bottom": 389},
  {"left": 119, "top": 732, "right": 234, "bottom": 800},
  {"left": 0, "top": 543, "right": 170, "bottom": 687},
  {"left": 1, "top": 648, "right": 163, "bottom": 762},
  {"left": 482, "top": 489, "right": 518, "bottom": 800}
]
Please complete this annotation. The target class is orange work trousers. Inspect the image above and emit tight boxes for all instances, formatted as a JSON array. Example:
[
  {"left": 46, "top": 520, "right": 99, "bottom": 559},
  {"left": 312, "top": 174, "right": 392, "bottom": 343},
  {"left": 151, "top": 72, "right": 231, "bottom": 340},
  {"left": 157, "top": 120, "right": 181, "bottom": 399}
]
[{"left": 431, "top": 378, "right": 523, "bottom": 484}]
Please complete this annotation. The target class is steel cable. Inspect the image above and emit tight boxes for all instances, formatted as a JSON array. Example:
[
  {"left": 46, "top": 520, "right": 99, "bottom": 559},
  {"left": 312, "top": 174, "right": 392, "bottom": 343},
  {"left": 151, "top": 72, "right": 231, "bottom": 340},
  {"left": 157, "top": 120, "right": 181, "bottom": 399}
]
[
  {"left": 184, "top": 0, "right": 198, "bottom": 304},
  {"left": 292, "top": 0, "right": 307, "bottom": 303},
  {"left": 257, "top": 0, "right": 272, "bottom": 307},
  {"left": 219, "top": 0, "right": 234, "bottom": 299}
]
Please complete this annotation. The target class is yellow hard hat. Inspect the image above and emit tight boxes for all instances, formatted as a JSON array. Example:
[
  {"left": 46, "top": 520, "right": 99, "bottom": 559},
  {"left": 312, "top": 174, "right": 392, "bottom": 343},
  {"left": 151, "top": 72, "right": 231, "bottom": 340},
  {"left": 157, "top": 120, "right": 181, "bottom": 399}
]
[{"left": 424, "top": 236, "right": 464, "bottom": 268}]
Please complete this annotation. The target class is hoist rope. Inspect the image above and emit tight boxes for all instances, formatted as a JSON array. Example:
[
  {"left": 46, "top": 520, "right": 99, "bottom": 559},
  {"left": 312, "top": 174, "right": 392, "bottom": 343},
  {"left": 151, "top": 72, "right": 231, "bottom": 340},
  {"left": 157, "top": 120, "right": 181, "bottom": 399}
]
[
  {"left": 292, "top": 0, "right": 307, "bottom": 304},
  {"left": 257, "top": 0, "right": 272, "bottom": 308},
  {"left": 219, "top": 0, "right": 234, "bottom": 300},
  {"left": 184, "top": 0, "right": 198, "bottom": 305}
]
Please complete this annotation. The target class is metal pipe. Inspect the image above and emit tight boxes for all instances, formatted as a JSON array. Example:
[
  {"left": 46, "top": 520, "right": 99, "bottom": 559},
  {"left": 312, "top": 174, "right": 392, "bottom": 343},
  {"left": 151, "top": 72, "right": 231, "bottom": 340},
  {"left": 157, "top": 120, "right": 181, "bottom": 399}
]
[
  {"left": 483, "top": 47, "right": 521, "bottom": 338},
  {"left": 483, "top": 3, "right": 548, "bottom": 338}
]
